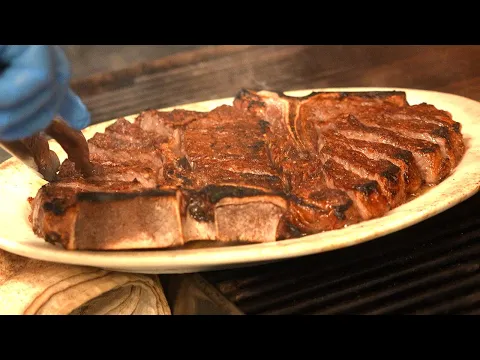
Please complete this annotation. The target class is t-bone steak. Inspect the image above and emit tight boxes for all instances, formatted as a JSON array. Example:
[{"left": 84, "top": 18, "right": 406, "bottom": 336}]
[{"left": 29, "top": 90, "right": 466, "bottom": 250}]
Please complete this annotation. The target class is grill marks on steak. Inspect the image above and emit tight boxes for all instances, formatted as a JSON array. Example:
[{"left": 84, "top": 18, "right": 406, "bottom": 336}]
[
  {"left": 234, "top": 88, "right": 465, "bottom": 216},
  {"left": 385, "top": 104, "right": 465, "bottom": 163},
  {"left": 182, "top": 105, "right": 283, "bottom": 191},
  {"left": 347, "top": 108, "right": 458, "bottom": 171},
  {"left": 241, "top": 90, "right": 454, "bottom": 184},
  {"left": 334, "top": 115, "right": 450, "bottom": 184},
  {"left": 57, "top": 119, "right": 166, "bottom": 188},
  {"left": 284, "top": 91, "right": 459, "bottom": 184},
  {"left": 318, "top": 132, "right": 405, "bottom": 208},
  {"left": 321, "top": 133, "right": 423, "bottom": 194},
  {"left": 322, "top": 159, "right": 389, "bottom": 219},
  {"left": 233, "top": 89, "right": 363, "bottom": 229},
  {"left": 233, "top": 89, "right": 393, "bottom": 221},
  {"left": 35, "top": 106, "right": 292, "bottom": 249},
  {"left": 31, "top": 181, "right": 288, "bottom": 250},
  {"left": 30, "top": 89, "right": 465, "bottom": 250}
]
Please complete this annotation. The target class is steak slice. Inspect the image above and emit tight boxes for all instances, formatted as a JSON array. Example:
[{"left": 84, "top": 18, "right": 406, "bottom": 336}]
[
  {"left": 56, "top": 117, "right": 167, "bottom": 184},
  {"left": 31, "top": 181, "right": 288, "bottom": 250},
  {"left": 196, "top": 185, "right": 287, "bottom": 243},
  {"left": 319, "top": 132, "right": 422, "bottom": 194},
  {"left": 233, "top": 89, "right": 364, "bottom": 231},
  {"left": 286, "top": 178, "right": 362, "bottom": 235},
  {"left": 347, "top": 107, "right": 458, "bottom": 170},
  {"left": 388, "top": 103, "right": 465, "bottom": 163},
  {"left": 317, "top": 130, "right": 406, "bottom": 207},
  {"left": 57, "top": 112, "right": 193, "bottom": 188},
  {"left": 322, "top": 159, "right": 390, "bottom": 220},
  {"left": 293, "top": 90, "right": 462, "bottom": 169},
  {"left": 179, "top": 105, "right": 314, "bottom": 239},
  {"left": 234, "top": 89, "right": 394, "bottom": 219},
  {"left": 335, "top": 115, "right": 450, "bottom": 184},
  {"left": 182, "top": 105, "right": 284, "bottom": 190},
  {"left": 235, "top": 89, "right": 458, "bottom": 185},
  {"left": 31, "top": 181, "right": 183, "bottom": 250}
]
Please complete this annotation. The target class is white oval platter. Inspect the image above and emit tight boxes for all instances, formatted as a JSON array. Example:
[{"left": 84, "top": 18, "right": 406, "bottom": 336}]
[{"left": 0, "top": 87, "right": 479, "bottom": 274}]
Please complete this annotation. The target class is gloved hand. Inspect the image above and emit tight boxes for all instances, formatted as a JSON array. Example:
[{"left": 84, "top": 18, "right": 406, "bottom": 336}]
[{"left": 0, "top": 45, "right": 91, "bottom": 141}]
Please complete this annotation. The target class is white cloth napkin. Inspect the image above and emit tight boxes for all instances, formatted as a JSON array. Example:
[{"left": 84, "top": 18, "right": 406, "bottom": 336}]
[{"left": 0, "top": 249, "right": 171, "bottom": 315}]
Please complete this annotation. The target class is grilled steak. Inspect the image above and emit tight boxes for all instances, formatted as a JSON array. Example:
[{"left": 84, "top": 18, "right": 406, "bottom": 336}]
[
  {"left": 31, "top": 180, "right": 288, "bottom": 250},
  {"left": 29, "top": 89, "right": 466, "bottom": 250}
]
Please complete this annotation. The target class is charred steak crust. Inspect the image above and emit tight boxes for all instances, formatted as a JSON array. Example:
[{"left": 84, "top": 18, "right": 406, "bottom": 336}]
[
  {"left": 30, "top": 89, "right": 466, "bottom": 250},
  {"left": 33, "top": 184, "right": 289, "bottom": 250}
]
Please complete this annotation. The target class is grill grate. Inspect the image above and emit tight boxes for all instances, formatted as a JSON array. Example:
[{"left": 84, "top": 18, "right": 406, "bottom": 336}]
[{"left": 202, "top": 193, "right": 480, "bottom": 315}]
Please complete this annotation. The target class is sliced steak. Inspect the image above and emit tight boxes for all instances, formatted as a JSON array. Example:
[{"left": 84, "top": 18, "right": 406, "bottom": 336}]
[
  {"left": 234, "top": 89, "right": 399, "bottom": 218},
  {"left": 292, "top": 90, "right": 462, "bottom": 168},
  {"left": 297, "top": 92, "right": 458, "bottom": 180},
  {"left": 286, "top": 182, "right": 362, "bottom": 235},
  {"left": 235, "top": 89, "right": 457, "bottom": 185},
  {"left": 335, "top": 115, "right": 450, "bottom": 184},
  {"left": 234, "top": 90, "right": 364, "bottom": 231},
  {"left": 135, "top": 106, "right": 290, "bottom": 243},
  {"left": 317, "top": 130, "right": 406, "bottom": 207},
  {"left": 389, "top": 103, "right": 465, "bottom": 161},
  {"left": 292, "top": 90, "right": 408, "bottom": 153},
  {"left": 31, "top": 181, "right": 288, "bottom": 249},
  {"left": 31, "top": 181, "right": 183, "bottom": 250},
  {"left": 207, "top": 188, "right": 287, "bottom": 243},
  {"left": 348, "top": 108, "right": 458, "bottom": 170},
  {"left": 322, "top": 159, "right": 390, "bottom": 220},
  {"left": 131, "top": 109, "right": 203, "bottom": 188},
  {"left": 181, "top": 105, "right": 283, "bottom": 190},
  {"left": 319, "top": 132, "right": 422, "bottom": 194},
  {"left": 179, "top": 105, "right": 313, "bottom": 239}
]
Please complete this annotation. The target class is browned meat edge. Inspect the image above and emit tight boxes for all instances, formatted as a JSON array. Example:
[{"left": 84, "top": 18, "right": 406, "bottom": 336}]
[{"left": 30, "top": 182, "right": 290, "bottom": 250}]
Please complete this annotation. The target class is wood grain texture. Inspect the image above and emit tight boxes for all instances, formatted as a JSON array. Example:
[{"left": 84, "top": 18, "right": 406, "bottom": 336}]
[{"left": 70, "top": 45, "right": 480, "bottom": 125}]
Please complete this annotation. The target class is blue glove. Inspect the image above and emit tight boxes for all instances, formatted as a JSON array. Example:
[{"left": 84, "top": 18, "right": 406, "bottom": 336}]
[{"left": 0, "top": 45, "right": 91, "bottom": 141}]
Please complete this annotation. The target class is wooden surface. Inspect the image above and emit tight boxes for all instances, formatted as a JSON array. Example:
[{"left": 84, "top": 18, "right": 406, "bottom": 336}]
[
  {"left": 60, "top": 45, "right": 204, "bottom": 80},
  {"left": 70, "top": 45, "right": 480, "bottom": 125}
]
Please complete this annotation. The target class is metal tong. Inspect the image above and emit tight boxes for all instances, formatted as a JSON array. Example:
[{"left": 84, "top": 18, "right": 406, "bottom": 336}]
[{"left": 0, "top": 117, "right": 93, "bottom": 181}]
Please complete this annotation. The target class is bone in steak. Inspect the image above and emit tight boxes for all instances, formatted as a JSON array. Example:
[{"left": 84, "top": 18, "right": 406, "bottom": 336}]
[{"left": 29, "top": 89, "right": 466, "bottom": 250}]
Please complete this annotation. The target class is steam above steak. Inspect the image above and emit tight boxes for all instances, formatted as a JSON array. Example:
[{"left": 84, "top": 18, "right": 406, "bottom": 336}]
[{"left": 29, "top": 89, "right": 466, "bottom": 250}]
